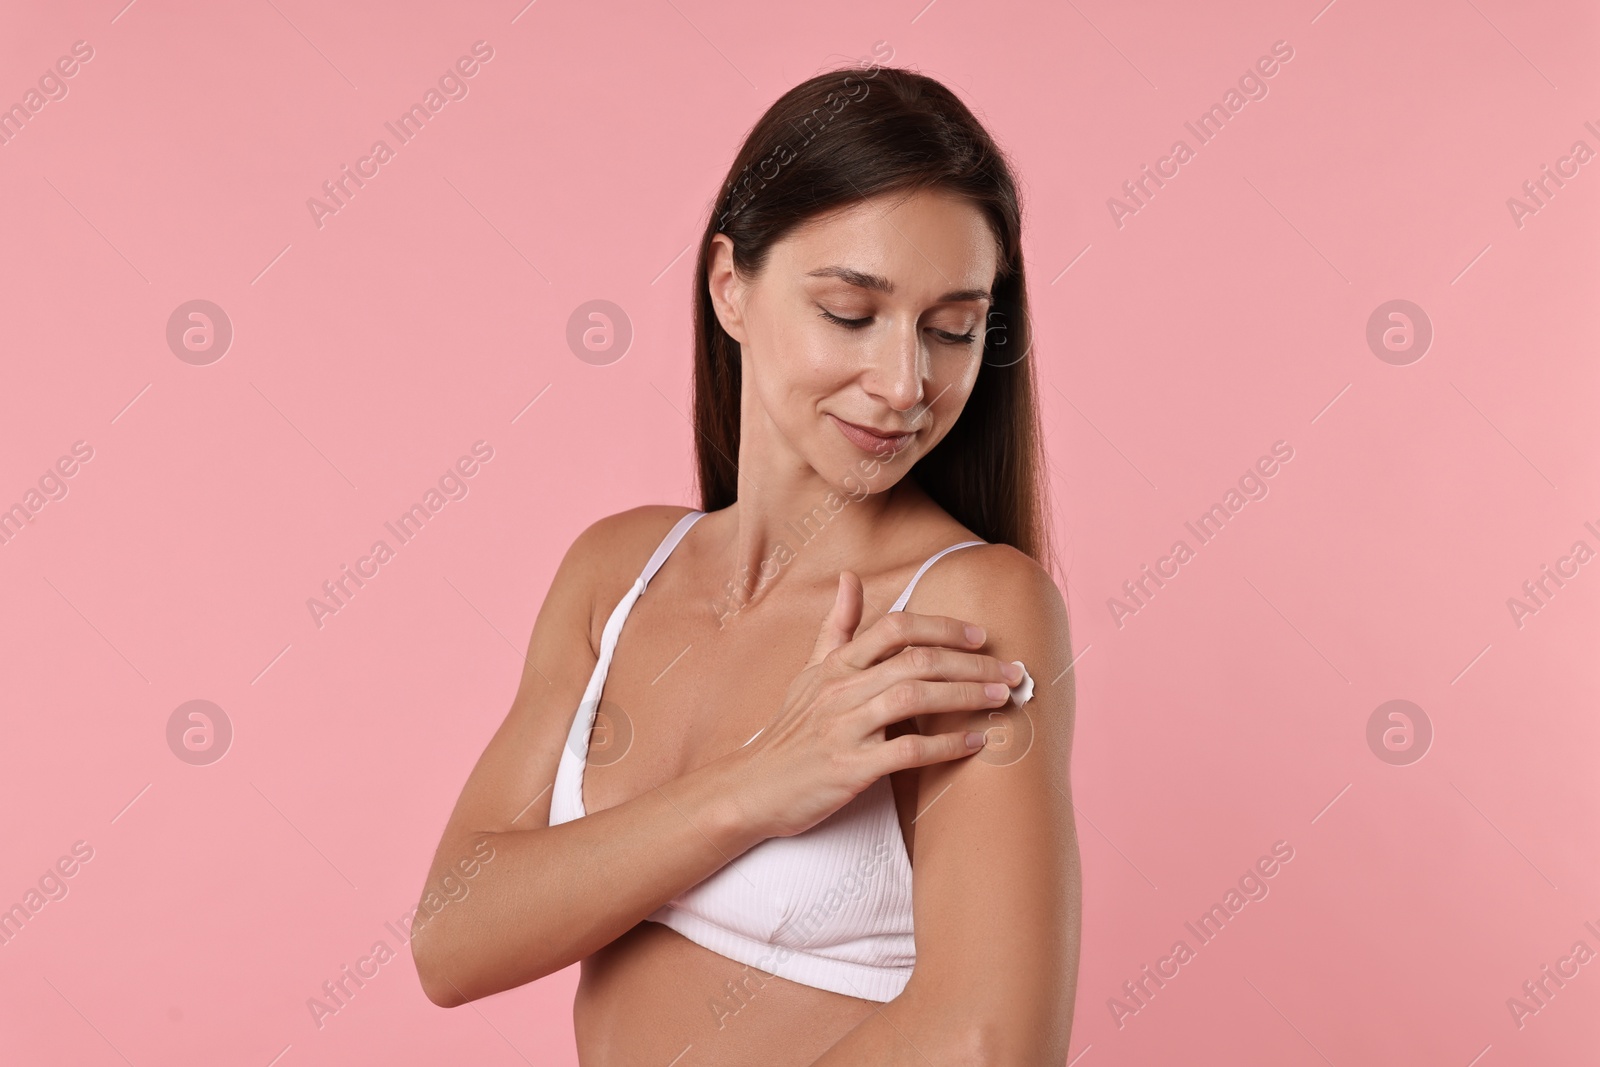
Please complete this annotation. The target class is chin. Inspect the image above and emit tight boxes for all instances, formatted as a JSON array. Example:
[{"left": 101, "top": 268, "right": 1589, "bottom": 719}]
[{"left": 831, "top": 448, "right": 912, "bottom": 498}]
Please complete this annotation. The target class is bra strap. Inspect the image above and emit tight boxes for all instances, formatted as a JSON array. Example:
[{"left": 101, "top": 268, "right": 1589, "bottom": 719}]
[
  {"left": 890, "top": 540, "right": 986, "bottom": 613},
  {"left": 637, "top": 509, "right": 707, "bottom": 592}
]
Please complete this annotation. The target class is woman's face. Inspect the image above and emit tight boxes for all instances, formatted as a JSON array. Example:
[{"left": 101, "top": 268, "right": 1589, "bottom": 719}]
[{"left": 709, "top": 187, "right": 1000, "bottom": 493}]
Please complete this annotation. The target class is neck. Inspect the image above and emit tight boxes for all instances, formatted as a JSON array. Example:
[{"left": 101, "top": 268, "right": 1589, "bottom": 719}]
[
  {"left": 708, "top": 471, "right": 930, "bottom": 630},
  {"left": 706, "top": 375, "right": 933, "bottom": 627}
]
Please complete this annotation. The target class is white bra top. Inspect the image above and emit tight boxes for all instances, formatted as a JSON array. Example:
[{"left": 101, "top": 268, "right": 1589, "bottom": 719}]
[{"left": 547, "top": 509, "right": 992, "bottom": 1002}]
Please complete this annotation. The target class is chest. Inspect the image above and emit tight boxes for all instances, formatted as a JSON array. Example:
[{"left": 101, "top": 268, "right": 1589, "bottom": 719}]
[{"left": 580, "top": 587, "right": 924, "bottom": 861}]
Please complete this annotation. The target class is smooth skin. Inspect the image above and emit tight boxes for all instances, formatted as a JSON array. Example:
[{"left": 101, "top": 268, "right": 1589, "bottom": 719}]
[{"left": 411, "top": 187, "right": 1080, "bottom": 1064}]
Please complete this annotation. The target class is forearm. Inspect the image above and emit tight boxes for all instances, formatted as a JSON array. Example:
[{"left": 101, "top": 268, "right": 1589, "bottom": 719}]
[{"left": 411, "top": 755, "right": 765, "bottom": 1006}]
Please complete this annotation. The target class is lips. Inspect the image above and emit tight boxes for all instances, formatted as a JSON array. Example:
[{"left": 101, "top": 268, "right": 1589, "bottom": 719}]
[{"left": 829, "top": 413, "right": 916, "bottom": 455}]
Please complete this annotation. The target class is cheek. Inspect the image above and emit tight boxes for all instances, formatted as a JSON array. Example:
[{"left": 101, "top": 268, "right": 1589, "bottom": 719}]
[
  {"left": 946, "top": 357, "right": 981, "bottom": 395},
  {"left": 755, "top": 318, "right": 851, "bottom": 407},
  {"left": 931, "top": 358, "right": 980, "bottom": 412},
  {"left": 775, "top": 310, "right": 853, "bottom": 377},
  {"left": 746, "top": 342, "right": 831, "bottom": 442},
  {"left": 750, "top": 292, "right": 828, "bottom": 375}
]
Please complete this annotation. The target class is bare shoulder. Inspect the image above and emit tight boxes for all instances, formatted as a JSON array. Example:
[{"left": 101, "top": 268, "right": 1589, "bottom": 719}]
[
  {"left": 562, "top": 504, "right": 701, "bottom": 650},
  {"left": 903, "top": 540, "right": 1076, "bottom": 746},
  {"left": 468, "top": 503, "right": 699, "bottom": 816},
  {"left": 567, "top": 503, "right": 699, "bottom": 570},
  {"left": 914, "top": 541, "right": 1070, "bottom": 647}
]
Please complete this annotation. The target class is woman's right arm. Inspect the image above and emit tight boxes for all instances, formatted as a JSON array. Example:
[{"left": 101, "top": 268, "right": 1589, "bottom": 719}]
[
  {"left": 409, "top": 509, "right": 772, "bottom": 1007},
  {"left": 409, "top": 509, "right": 1022, "bottom": 1007}
]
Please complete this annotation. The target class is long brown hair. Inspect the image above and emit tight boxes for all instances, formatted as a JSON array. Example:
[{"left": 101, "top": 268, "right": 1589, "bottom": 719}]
[{"left": 690, "top": 63, "right": 1057, "bottom": 577}]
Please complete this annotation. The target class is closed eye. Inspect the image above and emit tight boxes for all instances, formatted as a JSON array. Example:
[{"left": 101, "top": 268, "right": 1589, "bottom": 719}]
[{"left": 818, "top": 308, "right": 977, "bottom": 346}]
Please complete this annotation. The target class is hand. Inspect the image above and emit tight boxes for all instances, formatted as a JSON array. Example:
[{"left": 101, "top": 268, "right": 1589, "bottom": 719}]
[{"left": 724, "top": 570, "right": 1024, "bottom": 839}]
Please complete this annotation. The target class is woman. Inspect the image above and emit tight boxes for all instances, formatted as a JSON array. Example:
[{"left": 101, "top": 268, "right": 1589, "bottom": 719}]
[{"left": 411, "top": 63, "right": 1080, "bottom": 1065}]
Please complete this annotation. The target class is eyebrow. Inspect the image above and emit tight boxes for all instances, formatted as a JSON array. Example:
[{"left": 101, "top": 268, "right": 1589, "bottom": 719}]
[{"left": 804, "top": 266, "right": 993, "bottom": 305}]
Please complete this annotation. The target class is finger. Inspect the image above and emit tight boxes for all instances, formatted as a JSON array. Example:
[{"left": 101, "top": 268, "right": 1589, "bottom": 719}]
[
  {"left": 835, "top": 647, "right": 1021, "bottom": 707},
  {"left": 879, "top": 647, "right": 1024, "bottom": 688},
  {"left": 858, "top": 677, "right": 1013, "bottom": 731},
  {"left": 833, "top": 610, "right": 986, "bottom": 672},
  {"left": 807, "top": 571, "right": 864, "bottom": 669},
  {"left": 876, "top": 728, "right": 987, "bottom": 773}
]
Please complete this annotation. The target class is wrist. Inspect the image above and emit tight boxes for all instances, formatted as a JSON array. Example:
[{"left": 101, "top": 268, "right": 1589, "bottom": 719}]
[{"left": 687, "top": 746, "right": 769, "bottom": 854}]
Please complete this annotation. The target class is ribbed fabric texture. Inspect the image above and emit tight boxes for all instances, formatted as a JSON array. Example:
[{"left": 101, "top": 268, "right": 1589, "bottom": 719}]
[{"left": 548, "top": 511, "right": 988, "bottom": 1002}]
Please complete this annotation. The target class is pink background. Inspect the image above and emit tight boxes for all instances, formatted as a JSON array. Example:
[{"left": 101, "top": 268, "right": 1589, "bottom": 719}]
[{"left": 2, "top": 0, "right": 1596, "bottom": 1063}]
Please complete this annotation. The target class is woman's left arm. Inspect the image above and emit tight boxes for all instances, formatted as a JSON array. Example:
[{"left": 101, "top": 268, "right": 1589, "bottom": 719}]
[{"left": 808, "top": 547, "right": 1081, "bottom": 1066}]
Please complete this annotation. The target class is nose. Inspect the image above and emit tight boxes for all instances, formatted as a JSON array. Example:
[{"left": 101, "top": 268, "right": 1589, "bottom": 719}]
[{"left": 863, "top": 320, "right": 927, "bottom": 414}]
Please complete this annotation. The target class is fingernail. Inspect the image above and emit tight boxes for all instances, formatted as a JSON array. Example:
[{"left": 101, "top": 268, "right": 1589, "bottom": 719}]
[
  {"left": 984, "top": 683, "right": 1009, "bottom": 701},
  {"left": 964, "top": 624, "right": 985, "bottom": 645},
  {"left": 965, "top": 731, "right": 986, "bottom": 748},
  {"left": 1003, "top": 661, "right": 1024, "bottom": 683}
]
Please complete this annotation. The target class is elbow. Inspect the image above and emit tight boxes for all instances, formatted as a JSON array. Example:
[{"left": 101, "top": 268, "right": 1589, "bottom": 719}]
[
  {"left": 965, "top": 1018, "right": 1063, "bottom": 1067},
  {"left": 964, "top": 1025, "right": 1007, "bottom": 1067},
  {"left": 906, "top": 1020, "right": 1004, "bottom": 1067},
  {"left": 411, "top": 923, "right": 566, "bottom": 1009},
  {"left": 419, "top": 976, "right": 467, "bottom": 1010},
  {"left": 410, "top": 928, "right": 473, "bottom": 1009}
]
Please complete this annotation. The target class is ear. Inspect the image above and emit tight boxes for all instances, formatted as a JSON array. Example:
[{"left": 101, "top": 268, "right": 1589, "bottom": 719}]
[{"left": 706, "top": 233, "right": 749, "bottom": 345}]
